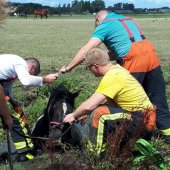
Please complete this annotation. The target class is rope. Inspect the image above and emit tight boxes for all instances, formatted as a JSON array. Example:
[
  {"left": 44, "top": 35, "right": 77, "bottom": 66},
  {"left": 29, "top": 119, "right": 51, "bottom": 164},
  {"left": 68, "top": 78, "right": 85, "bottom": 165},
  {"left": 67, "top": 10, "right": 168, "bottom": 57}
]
[
  {"left": 0, "top": 118, "right": 13, "bottom": 170},
  {"left": 50, "top": 123, "right": 73, "bottom": 139},
  {"left": 4, "top": 125, "right": 13, "bottom": 170},
  {"left": 12, "top": 122, "right": 73, "bottom": 140},
  {"left": 12, "top": 128, "right": 50, "bottom": 140}
]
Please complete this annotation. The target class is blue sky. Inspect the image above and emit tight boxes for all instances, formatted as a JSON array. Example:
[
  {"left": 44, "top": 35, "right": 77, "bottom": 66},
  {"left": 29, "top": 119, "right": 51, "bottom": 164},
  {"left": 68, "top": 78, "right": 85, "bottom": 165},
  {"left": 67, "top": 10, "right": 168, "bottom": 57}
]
[{"left": 8, "top": 0, "right": 170, "bottom": 8}]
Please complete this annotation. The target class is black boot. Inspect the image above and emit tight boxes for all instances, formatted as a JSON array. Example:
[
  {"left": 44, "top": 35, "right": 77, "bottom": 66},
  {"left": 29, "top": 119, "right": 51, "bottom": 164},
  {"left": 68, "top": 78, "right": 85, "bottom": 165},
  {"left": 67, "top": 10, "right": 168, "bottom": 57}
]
[{"left": 17, "top": 152, "right": 34, "bottom": 162}]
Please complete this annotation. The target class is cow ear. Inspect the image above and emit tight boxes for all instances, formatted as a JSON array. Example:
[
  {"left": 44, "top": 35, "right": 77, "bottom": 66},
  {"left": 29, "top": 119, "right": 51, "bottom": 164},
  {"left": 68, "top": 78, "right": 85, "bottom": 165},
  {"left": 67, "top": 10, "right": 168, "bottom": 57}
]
[{"left": 72, "top": 90, "right": 81, "bottom": 99}]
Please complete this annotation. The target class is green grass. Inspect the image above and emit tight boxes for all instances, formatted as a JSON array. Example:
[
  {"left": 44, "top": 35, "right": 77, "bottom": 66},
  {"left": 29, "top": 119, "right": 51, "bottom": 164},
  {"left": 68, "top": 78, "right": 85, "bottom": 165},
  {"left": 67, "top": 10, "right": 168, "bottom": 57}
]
[
  {"left": 7, "top": 13, "right": 170, "bottom": 19},
  {"left": 126, "top": 13, "right": 170, "bottom": 18},
  {"left": 8, "top": 14, "right": 96, "bottom": 20},
  {"left": 0, "top": 17, "right": 170, "bottom": 169}
]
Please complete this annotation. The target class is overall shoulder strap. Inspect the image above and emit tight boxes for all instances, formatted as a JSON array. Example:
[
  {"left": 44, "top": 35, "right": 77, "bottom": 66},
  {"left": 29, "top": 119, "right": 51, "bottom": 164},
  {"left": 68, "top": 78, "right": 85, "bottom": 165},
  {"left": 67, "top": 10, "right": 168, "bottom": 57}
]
[
  {"left": 120, "top": 17, "right": 145, "bottom": 40},
  {"left": 103, "top": 17, "right": 145, "bottom": 42}
]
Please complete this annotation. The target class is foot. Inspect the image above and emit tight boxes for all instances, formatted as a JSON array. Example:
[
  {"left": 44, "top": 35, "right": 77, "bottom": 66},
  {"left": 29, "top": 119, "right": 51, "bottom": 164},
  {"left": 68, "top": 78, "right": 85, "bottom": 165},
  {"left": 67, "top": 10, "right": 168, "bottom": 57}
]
[
  {"left": 17, "top": 152, "right": 34, "bottom": 162},
  {"left": 164, "top": 136, "right": 170, "bottom": 144}
]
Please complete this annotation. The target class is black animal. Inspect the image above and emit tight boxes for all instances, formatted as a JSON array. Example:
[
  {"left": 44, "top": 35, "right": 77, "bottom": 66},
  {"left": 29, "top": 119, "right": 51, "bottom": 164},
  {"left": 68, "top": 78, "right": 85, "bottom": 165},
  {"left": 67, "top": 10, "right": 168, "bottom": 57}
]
[{"left": 31, "top": 84, "right": 82, "bottom": 150}]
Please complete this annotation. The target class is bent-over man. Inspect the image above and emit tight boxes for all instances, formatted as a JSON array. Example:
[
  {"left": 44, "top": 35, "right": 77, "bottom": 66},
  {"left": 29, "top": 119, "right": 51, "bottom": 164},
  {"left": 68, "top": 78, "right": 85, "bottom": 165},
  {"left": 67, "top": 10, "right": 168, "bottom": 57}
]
[{"left": 0, "top": 54, "right": 57, "bottom": 161}]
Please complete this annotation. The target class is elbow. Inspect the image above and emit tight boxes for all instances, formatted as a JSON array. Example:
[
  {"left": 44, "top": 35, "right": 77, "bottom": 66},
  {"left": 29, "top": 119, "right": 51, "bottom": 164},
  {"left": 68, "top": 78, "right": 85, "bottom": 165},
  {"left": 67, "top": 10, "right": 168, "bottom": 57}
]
[
  {"left": 82, "top": 102, "right": 96, "bottom": 112},
  {"left": 20, "top": 80, "right": 31, "bottom": 86}
]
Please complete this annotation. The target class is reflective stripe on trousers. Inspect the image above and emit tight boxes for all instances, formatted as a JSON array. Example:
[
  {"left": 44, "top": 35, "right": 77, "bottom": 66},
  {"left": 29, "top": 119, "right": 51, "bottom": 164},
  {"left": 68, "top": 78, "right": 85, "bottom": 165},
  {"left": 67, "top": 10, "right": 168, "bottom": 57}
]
[
  {"left": 160, "top": 128, "right": 170, "bottom": 136},
  {"left": 87, "top": 106, "right": 132, "bottom": 155},
  {"left": 12, "top": 112, "right": 33, "bottom": 153},
  {"left": 96, "top": 113, "right": 132, "bottom": 154}
]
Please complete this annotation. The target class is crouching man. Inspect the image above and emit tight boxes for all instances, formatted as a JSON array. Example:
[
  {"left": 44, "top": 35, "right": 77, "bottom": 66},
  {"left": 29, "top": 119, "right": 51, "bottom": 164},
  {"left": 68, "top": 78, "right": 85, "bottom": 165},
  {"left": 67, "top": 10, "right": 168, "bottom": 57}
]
[
  {"left": 0, "top": 54, "right": 57, "bottom": 162},
  {"left": 64, "top": 48, "right": 156, "bottom": 155}
]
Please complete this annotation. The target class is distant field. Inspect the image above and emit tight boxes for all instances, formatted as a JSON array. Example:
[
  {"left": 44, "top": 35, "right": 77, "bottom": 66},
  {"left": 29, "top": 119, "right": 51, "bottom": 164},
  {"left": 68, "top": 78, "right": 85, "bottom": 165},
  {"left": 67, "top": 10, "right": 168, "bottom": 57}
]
[
  {"left": 1, "top": 17, "right": 170, "bottom": 65},
  {"left": 7, "top": 13, "right": 170, "bottom": 19}
]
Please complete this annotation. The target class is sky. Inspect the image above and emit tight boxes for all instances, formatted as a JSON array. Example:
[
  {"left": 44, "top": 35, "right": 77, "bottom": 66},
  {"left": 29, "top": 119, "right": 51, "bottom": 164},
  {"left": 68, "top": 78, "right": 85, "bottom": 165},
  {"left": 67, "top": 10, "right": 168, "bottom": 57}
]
[{"left": 8, "top": 0, "right": 170, "bottom": 8}]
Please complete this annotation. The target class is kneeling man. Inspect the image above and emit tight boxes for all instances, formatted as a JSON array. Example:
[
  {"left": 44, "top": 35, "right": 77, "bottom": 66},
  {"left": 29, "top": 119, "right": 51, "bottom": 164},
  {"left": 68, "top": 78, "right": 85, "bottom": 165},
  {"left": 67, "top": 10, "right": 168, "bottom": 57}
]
[{"left": 64, "top": 48, "right": 156, "bottom": 155}]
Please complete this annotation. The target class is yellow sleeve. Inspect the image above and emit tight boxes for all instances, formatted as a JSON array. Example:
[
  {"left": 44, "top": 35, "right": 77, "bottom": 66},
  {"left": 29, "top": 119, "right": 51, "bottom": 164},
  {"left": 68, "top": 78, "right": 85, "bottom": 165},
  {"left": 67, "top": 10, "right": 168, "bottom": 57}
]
[{"left": 96, "top": 71, "right": 121, "bottom": 99}]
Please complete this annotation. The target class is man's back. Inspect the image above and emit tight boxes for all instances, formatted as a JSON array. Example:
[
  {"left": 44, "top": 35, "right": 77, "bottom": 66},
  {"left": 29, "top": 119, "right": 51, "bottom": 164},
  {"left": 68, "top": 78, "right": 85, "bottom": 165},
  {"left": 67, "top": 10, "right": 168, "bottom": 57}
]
[
  {"left": 92, "top": 12, "right": 143, "bottom": 58},
  {"left": 0, "top": 54, "right": 26, "bottom": 80}
]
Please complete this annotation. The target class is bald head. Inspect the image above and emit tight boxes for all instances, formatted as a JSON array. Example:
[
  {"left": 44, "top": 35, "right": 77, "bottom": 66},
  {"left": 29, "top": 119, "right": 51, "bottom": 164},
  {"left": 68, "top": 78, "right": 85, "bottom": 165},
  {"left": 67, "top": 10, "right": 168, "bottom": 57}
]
[
  {"left": 95, "top": 10, "right": 110, "bottom": 27},
  {"left": 85, "top": 48, "right": 110, "bottom": 66},
  {"left": 96, "top": 10, "right": 110, "bottom": 20},
  {"left": 0, "top": 0, "right": 6, "bottom": 23}
]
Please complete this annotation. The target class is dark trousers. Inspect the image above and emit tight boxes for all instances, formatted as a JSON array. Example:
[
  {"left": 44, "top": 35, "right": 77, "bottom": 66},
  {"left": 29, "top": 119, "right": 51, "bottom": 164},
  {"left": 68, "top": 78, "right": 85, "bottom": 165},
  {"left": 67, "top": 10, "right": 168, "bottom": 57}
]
[
  {"left": 132, "top": 66, "right": 170, "bottom": 133},
  {"left": 86, "top": 106, "right": 150, "bottom": 154},
  {"left": 0, "top": 83, "right": 33, "bottom": 153},
  {"left": 11, "top": 115, "right": 33, "bottom": 153},
  {"left": 121, "top": 39, "right": 170, "bottom": 142}
]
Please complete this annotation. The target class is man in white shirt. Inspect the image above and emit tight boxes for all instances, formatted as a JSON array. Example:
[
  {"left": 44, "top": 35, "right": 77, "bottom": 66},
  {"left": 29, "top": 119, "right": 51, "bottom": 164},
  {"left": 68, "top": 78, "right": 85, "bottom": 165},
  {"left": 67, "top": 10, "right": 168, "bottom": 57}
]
[
  {"left": 0, "top": 54, "right": 57, "bottom": 97},
  {"left": 0, "top": 54, "right": 57, "bottom": 162}
]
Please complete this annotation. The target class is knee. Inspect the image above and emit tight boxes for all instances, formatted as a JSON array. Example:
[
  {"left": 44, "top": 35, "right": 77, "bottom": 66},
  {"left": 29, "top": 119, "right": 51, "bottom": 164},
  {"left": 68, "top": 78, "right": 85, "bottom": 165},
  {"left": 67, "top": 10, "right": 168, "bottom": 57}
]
[{"left": 91, "top": 106, "right": 110, "bottom": 128}]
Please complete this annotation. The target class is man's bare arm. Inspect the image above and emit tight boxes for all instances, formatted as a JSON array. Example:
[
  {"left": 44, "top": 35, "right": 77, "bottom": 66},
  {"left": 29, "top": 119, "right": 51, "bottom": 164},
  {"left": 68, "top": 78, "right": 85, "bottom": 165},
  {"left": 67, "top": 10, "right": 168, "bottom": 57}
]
[
  {"left": 60, "top": 37, "right": 102, "bottom": 73},
  {"left": 64, "top": 92, "right": 106, "bottom": 123}
]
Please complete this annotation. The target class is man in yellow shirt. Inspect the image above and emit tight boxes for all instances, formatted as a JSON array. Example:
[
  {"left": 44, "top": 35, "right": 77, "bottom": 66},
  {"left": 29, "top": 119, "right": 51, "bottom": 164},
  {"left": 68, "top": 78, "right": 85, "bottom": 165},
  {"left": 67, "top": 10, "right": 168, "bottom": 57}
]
[{"left": 64, "top": 48, "right": 156, "bottom": 155}]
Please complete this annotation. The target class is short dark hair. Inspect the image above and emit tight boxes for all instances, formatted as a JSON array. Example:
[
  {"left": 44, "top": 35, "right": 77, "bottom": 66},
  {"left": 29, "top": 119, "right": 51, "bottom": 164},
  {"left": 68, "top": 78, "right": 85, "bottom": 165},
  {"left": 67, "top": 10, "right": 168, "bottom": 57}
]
[{"left": 25, "top": 58, "right": 41, "bottom": 75}]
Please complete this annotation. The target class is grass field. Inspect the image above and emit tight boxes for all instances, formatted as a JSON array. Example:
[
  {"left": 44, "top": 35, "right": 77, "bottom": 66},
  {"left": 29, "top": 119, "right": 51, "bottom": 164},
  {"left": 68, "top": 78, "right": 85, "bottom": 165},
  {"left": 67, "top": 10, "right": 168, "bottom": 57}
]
[
  {"left": 0, "top": 16, "right": 170, "bottom": 102},
  {"left": 0, "top": 16, "right": 170, "bottom": 169}
]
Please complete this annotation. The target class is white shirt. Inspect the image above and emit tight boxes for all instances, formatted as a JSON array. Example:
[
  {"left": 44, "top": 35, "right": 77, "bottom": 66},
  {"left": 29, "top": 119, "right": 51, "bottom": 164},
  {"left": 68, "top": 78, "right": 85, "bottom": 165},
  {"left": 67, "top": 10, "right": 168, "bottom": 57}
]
[{"left": 0, "top": 54, "right": 43, "bottom": 97}]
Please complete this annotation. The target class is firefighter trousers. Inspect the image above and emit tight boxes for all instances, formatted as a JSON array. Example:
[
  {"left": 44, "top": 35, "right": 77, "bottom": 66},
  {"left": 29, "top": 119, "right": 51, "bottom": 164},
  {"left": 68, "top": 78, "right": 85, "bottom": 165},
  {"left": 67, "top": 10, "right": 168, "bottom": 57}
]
[
  {"left": 11, "top": 111, "right": 33, "bottom": 154},
  {"left": 122, "top": 39, "right": 170, "bottom": 143},
  {"left": 85, "top": 105, "right": 152, "bottom": 155}
]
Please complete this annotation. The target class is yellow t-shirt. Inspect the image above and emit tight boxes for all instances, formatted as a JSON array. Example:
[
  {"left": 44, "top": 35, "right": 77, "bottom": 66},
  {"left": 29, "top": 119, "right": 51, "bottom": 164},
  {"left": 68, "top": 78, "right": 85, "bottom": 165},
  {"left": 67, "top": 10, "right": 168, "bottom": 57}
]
[{"left": 96, "top": 64, "right": 153, "bottom": 112}]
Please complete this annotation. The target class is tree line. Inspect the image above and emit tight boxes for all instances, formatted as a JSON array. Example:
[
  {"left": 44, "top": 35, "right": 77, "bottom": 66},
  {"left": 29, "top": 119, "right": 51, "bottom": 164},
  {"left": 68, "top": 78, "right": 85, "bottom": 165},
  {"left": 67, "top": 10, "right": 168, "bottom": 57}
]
[{"left": 7, "top": 0, "right": 136, "bottom": 15}]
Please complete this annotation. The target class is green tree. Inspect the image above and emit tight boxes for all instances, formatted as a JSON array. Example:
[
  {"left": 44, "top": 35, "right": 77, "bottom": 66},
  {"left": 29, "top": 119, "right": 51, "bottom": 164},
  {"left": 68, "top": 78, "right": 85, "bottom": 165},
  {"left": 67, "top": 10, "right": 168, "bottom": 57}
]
[
  {"left": 72, "top": 0, "right": 79, "bottom": 8},
  {"left": 62, "top": 4, "right": 66, "bottom": 13},
  {"left": 114, "top": 3, "right": 123, "bottom": 10},
  {"left": 58, "top": 4, "right": 61, "bottom": 16},
  {"left": 67, "top": 3, "right": 71, "bottom": 14},
  {"left": 123, "top": 3, "right": 129, "bottom": 10},
  {"left": 127, "top": 3, "right": 134, "bottom": 10},
  {"left": 122, "top": 3, "right": 134, "bottom": 10},
  {"left": 16, "top": 3, "right": 43, "bottom": 14},
  {"left": 84, "top": 1, "right": 91, "bottom": 11},
  {"left": 91, "top": 0, "right": 105, "bottom": 13},
  {"left": 71, "top": 0, "right": 83, "bottom": 14}
]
